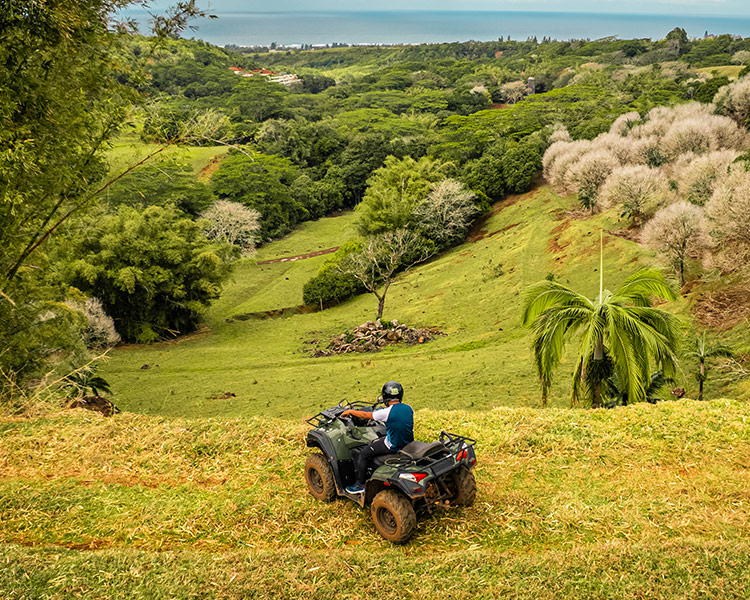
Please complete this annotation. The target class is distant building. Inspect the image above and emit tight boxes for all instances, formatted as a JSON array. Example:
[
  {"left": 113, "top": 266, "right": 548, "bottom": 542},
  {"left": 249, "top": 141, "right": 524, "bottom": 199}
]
[{"left": 527, "top": 77, "right": 536, "bottom": 94}]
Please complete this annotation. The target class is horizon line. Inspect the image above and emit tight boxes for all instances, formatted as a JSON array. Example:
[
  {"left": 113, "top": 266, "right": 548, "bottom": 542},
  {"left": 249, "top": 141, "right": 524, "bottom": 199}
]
[{"left": 121, "top": 8, "right": 750, "bottom": 20}]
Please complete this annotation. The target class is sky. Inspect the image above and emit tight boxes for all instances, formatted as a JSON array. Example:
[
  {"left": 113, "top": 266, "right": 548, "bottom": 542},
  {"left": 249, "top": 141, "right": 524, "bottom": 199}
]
[{"left": 143, "top": 0, "right": 749, "bottom": 17}]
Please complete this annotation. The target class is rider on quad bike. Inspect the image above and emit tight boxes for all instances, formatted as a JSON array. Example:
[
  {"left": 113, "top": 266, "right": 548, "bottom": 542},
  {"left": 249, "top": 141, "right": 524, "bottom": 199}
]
[
  {"left": 341, "top": 381, "right": 412, "bottom": 495},
  {"left": 304, "top": 380, "right": 477, "bottom": 543}
]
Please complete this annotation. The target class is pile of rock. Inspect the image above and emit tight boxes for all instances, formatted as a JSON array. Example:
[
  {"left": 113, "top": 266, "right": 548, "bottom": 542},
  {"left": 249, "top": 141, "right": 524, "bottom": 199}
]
[{"left": 309, "top": 320, "right": 443, "bottom": 357}]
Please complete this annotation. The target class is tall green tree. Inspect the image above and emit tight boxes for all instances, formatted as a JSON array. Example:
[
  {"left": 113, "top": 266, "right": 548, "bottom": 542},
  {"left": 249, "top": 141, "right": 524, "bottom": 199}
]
[
  {"left": 356, "top": 155, "right": 450, "bottom": 236},
  {"left": 522, "top": 265, "right": 679, "bottom": 408},
  {"left": 64, "top": 205, "right": 236, "bottom": 344},
  {"left": 211, "top": 151, "right": 303, "bottom": 239},
  {"left": 0, "top": 0, "right": 211, "bottom": 291}
]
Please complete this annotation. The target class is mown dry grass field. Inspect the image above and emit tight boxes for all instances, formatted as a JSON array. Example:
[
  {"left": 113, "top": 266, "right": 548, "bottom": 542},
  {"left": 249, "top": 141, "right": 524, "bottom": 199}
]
[{"left": 1, "top": 400, "right": 748, "bottom": 598}]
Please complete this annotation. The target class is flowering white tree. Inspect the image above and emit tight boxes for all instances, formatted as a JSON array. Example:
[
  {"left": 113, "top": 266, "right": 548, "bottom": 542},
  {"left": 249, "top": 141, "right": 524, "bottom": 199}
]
[
  {"left": 201, "top": 200, "right": 261, "bottom": 256},
  {"left": 705, "top": 165, "right": 750, "bottom": 272},
  {"left": 714, "top": 76, "right": 750, "bottom": 128},
  {"left": 609, "top": 111, "right": 641, "bottom": 136},
  {"left": 564, "top": 149, "right": 619, "bottom": 209},
  {"left": 543, "top": 140, "right": 594, "bottom": 191},
  {"left": 548, "top": 123, "right": 572, "bottom": 144},
  {"left": 599, "top": 165, "right": 668, "bottom": 226},
  {"left": 661, "top": 118, "right": 719, "bottom": 158},
  {"left": 674, "top": 150, "right": 739, "bottom": 206},
  {"left": 500, "top": 80, "right": 527, "bottom": 104},
  {"left": 642, "top": 201, "right": 713, "bottom": 286},
  {"left": 414, "top": 179, "right": 477, "bottom": 246},
  {"left": 541, "top": 99, "right": 749, "bottom": 232},
  {"left": 65, "top": 297, "right": 121, "bottom": 348}
]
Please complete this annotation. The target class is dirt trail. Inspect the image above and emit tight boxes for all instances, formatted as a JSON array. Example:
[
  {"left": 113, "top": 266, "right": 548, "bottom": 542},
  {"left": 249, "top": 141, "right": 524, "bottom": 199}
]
[{"left": 257, "top": 247, "right": 339, "bottom": 265}]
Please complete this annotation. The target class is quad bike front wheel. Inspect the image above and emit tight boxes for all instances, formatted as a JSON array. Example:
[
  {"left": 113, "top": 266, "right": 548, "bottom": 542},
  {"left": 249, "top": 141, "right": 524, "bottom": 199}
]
[
  {"left": 305, "top": 453, "right": 336, "bottom": 502},
  {"left": 371, "top": 489, "right": 417, "bottom": 544}
]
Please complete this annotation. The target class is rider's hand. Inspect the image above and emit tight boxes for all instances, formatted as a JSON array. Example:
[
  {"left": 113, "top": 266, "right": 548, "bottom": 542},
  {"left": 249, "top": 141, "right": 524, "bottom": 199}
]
[{"left": 340, "top": 410, "right": 351, "bottom": 417}]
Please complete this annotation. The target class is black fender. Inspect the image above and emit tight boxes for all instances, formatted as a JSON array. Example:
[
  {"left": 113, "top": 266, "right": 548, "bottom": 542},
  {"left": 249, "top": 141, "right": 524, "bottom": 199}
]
[{"left": 306, "top": 430, "right": 350, "bottom": 491}]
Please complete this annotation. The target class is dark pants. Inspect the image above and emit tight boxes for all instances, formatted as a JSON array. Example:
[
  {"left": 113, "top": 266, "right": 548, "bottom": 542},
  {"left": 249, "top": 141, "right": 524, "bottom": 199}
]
[{"left": 355, "top": 437, "right": 391, "bottom": 485}]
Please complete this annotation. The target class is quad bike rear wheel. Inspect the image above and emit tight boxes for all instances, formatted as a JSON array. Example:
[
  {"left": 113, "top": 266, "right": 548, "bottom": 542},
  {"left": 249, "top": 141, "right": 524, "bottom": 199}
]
[
  {"left": 444, "top": 466, "right": 476, "bottom": 506},
  {"left": 305, "top": 453, "right": 336, "bottom": 502},
  {"left": 371, "top": 489, "right": 417, "bottom": 544}
]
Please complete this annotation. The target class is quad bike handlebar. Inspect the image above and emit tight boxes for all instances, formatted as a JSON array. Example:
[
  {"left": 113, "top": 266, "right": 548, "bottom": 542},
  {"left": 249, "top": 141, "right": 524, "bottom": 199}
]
[{"left": 306, "top": 399, "right": 383, "bottom": 427}]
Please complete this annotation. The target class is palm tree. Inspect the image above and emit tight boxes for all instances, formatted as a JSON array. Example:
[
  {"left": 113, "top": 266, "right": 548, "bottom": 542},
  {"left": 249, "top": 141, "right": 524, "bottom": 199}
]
[
  {"left": 684, "top": 333, "right": 733, "bottom": 401},
  {"left": 605, "top": 370, "right": 674, "bottom": 408},
  {"left": 521, "top": 266, "right": 680, "bottom": 408}
]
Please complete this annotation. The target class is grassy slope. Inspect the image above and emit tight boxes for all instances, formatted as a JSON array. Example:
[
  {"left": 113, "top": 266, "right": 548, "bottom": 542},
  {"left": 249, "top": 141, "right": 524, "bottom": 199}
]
[
  {"left": 1, "top": 400, "right": 748, "bottom": 598},
  {"left": 696, "top": 65, "right": 745, "bottom": 79},
  {"left": 4, "top": 183, "right": 750, "bottom": 597},
  {"left": 100, "top": 185, "right": 748, "bottom": 419},
  {"left": 107, "top": 130, "right": 229, "bottom": 178}
]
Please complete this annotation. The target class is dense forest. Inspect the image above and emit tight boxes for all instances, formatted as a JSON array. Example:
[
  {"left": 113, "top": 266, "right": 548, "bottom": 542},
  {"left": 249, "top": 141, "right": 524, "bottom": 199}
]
[{"left": 1, "top": 0, "right": 749, "bottom": 405}]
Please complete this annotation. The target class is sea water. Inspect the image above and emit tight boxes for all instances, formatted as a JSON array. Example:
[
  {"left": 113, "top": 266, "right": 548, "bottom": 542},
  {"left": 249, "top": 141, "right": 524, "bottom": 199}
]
[{"left": 124, "top": 10, "right": 750, "bottom": 47}]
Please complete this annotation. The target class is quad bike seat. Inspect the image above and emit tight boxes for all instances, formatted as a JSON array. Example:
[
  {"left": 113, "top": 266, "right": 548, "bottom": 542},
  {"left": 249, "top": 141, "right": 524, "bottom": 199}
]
[
  {"left": 369, "top": 441, "right": 446, "bottom": 466},
  {"left": 398, "top": 441, "right": 445, "bottom": 460}
]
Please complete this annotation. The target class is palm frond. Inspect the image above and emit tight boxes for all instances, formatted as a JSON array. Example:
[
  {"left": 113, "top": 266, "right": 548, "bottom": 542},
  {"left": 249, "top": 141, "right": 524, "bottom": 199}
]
[
  {"left": 621, "top": 306, "right": 680, "bottom": 378},
  {"left": 530, "top": 305, "right": 591, "bottom": 403},
  {"left": 645, "top": 370, "right": 674, "bottom": 404},
  {"left": 612, "top": 268, "right": 677, "bottom": 307},
  {"left": 606, "top": 305, "right": 649, "bottom": 404},
  {"left": 521, "top": 280, "right": 592, "bottom": 327}
]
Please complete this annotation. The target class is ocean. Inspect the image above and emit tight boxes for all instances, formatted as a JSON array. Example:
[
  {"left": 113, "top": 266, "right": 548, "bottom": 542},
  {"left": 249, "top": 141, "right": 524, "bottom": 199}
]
[{"left": 123, "top": 10, "right": 750, "bottom": 47}]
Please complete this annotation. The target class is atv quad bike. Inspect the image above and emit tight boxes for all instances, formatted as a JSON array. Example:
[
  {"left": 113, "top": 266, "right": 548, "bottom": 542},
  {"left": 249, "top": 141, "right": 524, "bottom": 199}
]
[{"left": 304, "top": 400, "right": 477, "bottom": 544}]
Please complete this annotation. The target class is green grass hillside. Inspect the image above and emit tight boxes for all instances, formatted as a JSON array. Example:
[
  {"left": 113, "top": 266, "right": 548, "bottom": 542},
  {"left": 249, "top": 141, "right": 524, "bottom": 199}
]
[
  {"left": 1, "top": 400, "right": 748, "bottom": 598},
  {"left": 4, "top": 184, "right": 749, "bottom": 599},
  {"left": 100, "top": 185, "right": 748, "bottom": 418}
]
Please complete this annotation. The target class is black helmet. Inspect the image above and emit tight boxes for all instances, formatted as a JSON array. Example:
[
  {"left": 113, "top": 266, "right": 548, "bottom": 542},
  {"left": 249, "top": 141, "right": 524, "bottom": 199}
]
[{"left": 381, "top": 381, "right": 404, "bottom": 402}]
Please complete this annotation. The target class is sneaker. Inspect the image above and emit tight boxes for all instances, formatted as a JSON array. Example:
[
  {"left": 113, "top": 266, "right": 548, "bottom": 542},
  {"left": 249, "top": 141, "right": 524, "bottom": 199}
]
[{"left": 345, "top": 483, "right": 365, "bottom": 494}]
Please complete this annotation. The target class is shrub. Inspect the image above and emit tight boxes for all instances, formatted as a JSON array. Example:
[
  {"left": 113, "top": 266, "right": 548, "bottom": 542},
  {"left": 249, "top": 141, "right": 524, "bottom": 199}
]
[
  {"left": 694, "top": 76, "right": 730, "bottom": 104},
  {"left": 0, "top": 285, "right": 87, "bottom": 394},
  {"left": 302, "top": 242, "right": 364, "bottom": 308}
]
